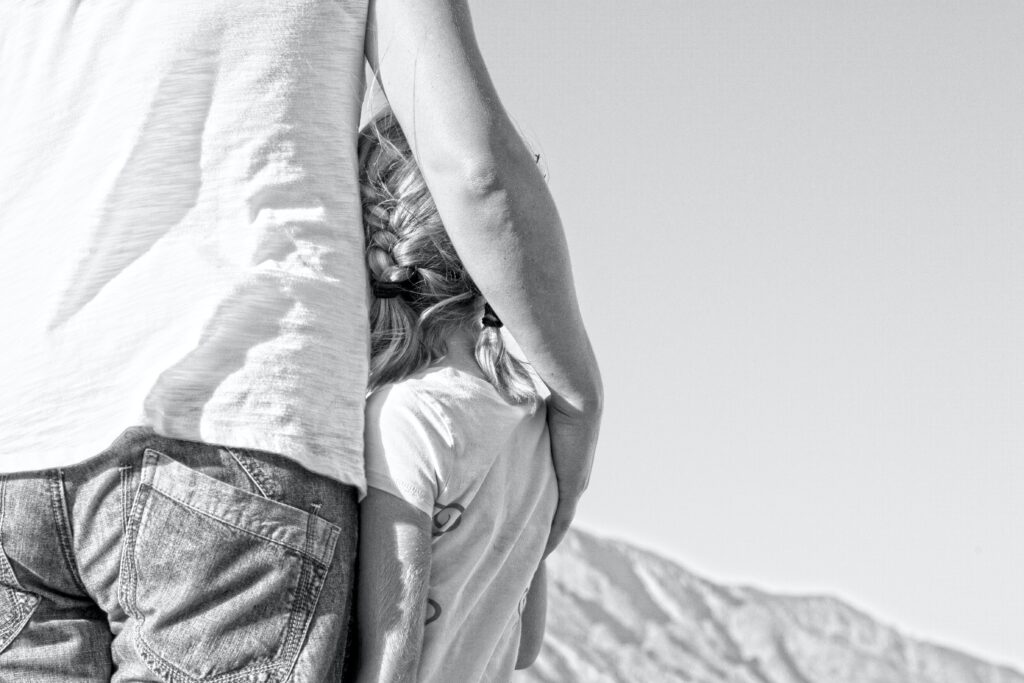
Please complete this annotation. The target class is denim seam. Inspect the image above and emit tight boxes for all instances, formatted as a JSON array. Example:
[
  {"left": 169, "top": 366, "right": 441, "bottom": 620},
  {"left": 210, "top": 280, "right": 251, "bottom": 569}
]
[
  {"left": 119, "top": 454, "right": 333, "bottom": 682},
  {"left": 119, "top": 465, "right": 133, "bottom": 535},
  {"left": 47, "top": 471, "right": 90, "bottom": 596},
  {"left": 224, "top": 447, "right": 280, "bottom": 501},
  {"left": 145, "top": 486, "right": 330, "bottom": 565},
  {"left": 118, "top": 478, "right": 149, "bottom": 621},
  {"left": 0, "top": 476, "right": 41, "bottom": 649},
  {"left": 118, "top": 482, "right": 259, "bottom": 683},
  {"left": 135, "top": 637, "right": 281, "bottom": 683},
  {"left": 0, "top": 477, "right": 18, "bottom": 633},
  {"left": 125, "top": 481, "right": 296, "bottom": 683},
  {"left": 277, "top": 511, "right": 322, "bottom": 682},
  {"left": 285, "top": 506, "right": 341, "bottom": 681}
]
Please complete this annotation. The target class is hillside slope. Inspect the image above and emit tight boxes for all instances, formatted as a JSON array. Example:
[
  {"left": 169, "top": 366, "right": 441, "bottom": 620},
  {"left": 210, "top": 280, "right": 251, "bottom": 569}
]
[{"left": 514, "top": 529, "right": 1022, "bottom": 683}]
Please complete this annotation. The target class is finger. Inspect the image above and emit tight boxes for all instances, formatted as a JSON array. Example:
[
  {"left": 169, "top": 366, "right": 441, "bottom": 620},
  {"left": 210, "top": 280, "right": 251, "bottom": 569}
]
[
  {"left": 543, "top": 498, "right": 578, "bottom": 557},
  {"left": 543, "top": 519, "right": 569, "bottom": 558}
]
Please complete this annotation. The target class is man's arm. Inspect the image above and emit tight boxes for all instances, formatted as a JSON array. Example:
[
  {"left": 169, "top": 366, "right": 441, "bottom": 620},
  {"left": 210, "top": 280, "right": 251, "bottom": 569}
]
[
  {"left": 366, "top": 0, "right": 603, "bottom": 554},
  {"left": 356, "top": 488, "right": 433, "bottom": 683},
  {"left": 515, "top": 562, "right": 548, "bottom": 669}
]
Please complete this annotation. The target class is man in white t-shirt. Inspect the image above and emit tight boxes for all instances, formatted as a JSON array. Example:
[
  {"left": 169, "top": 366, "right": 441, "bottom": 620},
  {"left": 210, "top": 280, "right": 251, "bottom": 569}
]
[{"left": 0, "top": 0, "right": 601, "bottom": 678}]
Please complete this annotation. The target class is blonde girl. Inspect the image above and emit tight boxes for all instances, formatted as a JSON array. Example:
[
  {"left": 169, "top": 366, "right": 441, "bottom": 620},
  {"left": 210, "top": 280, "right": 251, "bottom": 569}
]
[{"left": 356, "top": 111, "right": 554, "bottom": 682}]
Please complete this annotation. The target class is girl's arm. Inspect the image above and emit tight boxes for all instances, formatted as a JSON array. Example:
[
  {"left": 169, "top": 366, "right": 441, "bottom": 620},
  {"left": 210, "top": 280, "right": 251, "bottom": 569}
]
[
  {"left": 356, "top": 488, "right": 433, "bottom": 683},
  {"left": 515, "top": 561, "right": 548, "bottom": 669},
  {"left": 366, "top": 0, "right": 603, "bottom": 556}
]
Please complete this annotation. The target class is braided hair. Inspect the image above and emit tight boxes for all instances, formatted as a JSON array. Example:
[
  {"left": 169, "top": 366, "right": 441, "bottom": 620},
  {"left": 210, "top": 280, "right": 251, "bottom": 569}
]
[{"left": 359, "top": 111, "right": 538, "bottom": 404}]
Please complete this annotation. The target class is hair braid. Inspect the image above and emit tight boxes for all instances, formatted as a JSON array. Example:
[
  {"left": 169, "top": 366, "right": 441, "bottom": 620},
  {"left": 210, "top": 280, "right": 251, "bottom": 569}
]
[{"left": 360, "top": 111, "right": 538, "bottom": 404}]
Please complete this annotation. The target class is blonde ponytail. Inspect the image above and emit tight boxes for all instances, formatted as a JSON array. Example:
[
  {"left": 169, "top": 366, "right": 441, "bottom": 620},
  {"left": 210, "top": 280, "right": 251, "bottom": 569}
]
[{"left": 474, "top": 322, "right": 538, "bottom": 405}]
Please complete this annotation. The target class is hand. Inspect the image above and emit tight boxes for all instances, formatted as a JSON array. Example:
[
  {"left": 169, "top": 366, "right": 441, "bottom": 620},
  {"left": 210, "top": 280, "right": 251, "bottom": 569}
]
[{"left": 543, "top": 396, "right": 601, "bottom": 557}]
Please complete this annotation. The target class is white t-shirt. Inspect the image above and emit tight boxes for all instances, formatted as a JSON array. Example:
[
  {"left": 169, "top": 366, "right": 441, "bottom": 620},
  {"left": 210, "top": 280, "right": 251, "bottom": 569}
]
[
  {"left": 0, "top": 0, "right": 370, "bottom": 491},
  {"left": 365, "top": 364, "right": 557, "bottom": 683}
]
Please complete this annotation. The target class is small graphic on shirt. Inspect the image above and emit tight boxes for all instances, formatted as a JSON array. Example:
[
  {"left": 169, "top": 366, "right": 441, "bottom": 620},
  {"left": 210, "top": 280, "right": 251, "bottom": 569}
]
[
  {"left": 425, "top": 598, "right": 442, "bottom": 625},
  {"left": 432, "top": 501, "right": 464, "bottom": 536}
]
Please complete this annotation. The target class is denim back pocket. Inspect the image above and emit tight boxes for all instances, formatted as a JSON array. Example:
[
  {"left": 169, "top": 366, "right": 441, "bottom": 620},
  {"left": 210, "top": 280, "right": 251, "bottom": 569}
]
[
  {"left": 0, "top": 477, "right": 41, "bottom": 654},
  {"left": 119, "top": 450, "right": 339, "bottom": 683}
]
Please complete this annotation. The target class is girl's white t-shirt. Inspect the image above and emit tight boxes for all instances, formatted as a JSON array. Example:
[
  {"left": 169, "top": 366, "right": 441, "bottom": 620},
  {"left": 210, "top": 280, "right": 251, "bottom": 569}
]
[
  {"left": 0, "top": 0, "right": 370, "bottom": 490},
  {"left": 365, "top": 365, "right": 557, "bottom": 682}
]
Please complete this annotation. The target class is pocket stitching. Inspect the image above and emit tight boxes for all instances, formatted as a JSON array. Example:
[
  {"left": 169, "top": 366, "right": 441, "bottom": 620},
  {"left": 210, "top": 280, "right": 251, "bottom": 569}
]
[
  {"left": 223, "top": 447, "right": 281, "bottom": 501},
  {"left": 134, "top": 638, "right": 282, "bottom": 683},
  {"left": 0, "top": 477, "right": 41, "bottom": 652},
  {"left": 277, "top": 505, "right": 339, "bottom": 680},
  {"left": 119, "top": 452, "right": 338, "bottom": 682},
  {"left": 142, "top": 449, "right": 339, "bottom": 565},
  {"left": 122, "top": 481, "right": 298, "bottom": 683},
  {"left": 144, "top": 486, "right": 329, "bottom": 563}
]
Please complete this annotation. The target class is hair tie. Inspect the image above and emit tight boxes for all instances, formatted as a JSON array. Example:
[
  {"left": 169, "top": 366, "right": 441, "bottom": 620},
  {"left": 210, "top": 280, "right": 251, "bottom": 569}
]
[
  {"left": 371, "top": 267, "right": 420, "bottom": 300},
  {"left": 371, "top": 281, "right": 405, "bottom": 299},
  {"left": 482, "top": 303, "right": 503, "bottom": 328}
]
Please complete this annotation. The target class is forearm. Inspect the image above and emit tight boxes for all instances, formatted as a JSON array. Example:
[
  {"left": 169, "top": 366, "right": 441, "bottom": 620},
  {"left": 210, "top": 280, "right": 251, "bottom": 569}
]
[
  {"left": 429, "top": 135, "right": 604, "bottom": 513},
  {"left": 356, "top": 562, "right": 427, "bottom": 683},
  {"left": 516, "top": 562, "right": 548, "bottom": 669},
  {"left": 432, "top": 143, "right": 604, "bottom": 415},
  {"left": 356, "top": 490, "right": 432, "bottom": 683}
]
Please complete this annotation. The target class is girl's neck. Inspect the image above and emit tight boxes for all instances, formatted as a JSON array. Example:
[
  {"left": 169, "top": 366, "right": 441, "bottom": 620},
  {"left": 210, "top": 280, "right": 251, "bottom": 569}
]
[{"left": 441, "top": 323, "right": 486, "bottom": 379}]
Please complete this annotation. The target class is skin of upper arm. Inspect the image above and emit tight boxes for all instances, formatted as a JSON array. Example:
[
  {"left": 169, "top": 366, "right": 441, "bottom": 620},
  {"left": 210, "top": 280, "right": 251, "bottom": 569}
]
[
  {"left": 365, "top": 0, "right": 516, "bottom": 183},
  {"left": 516, "top": 561, "right": 548, "bottom": 669},
  {"left": 356, "top": 488, "right": 433, "bottom": 683}
]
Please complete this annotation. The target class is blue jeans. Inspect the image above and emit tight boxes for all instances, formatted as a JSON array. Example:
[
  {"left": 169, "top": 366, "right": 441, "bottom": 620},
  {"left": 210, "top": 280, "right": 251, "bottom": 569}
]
[{"left": 0, "top": 427, "right": 358, "bottom": 682}]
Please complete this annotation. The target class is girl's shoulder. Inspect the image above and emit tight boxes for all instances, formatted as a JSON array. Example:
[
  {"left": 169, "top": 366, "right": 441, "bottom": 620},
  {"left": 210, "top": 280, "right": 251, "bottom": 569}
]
[
  {"left": 368, "top": 362, "right": 540, "bottom": 437},
  {"left": 370, "top": 363, "right": 496, "bottom": 408},
  {"left": 366, "top": 369, "right": 453, "bottom": 433}
]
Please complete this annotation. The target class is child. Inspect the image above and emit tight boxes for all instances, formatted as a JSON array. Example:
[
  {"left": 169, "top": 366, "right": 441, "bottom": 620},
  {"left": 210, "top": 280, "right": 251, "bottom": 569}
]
[{"left": 355, "top": 111, "right": 556, "bottom": 683}]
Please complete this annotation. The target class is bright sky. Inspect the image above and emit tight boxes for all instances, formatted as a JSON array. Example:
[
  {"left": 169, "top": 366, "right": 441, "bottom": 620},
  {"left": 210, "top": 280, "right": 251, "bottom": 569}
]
[{"left": 472, "top": 1, "right": 1024, "bottom": 671}]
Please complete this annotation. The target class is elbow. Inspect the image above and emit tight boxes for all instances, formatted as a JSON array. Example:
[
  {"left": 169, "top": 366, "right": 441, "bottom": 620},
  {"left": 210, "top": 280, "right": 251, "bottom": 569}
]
[
  {"left": 450, "top": 154, "right": 519, "bottom": 215},
  {"left": 426, "top": 132, "right": 529, "bottom": 205},
  {"left": 460, "top": 155, "right": 504, "bottom": 197}
]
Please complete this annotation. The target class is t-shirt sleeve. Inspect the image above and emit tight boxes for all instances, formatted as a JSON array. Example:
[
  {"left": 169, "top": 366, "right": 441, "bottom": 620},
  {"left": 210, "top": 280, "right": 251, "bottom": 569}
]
[{"left": 364, "top": 385, "right": 453, "bottom": 517}]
